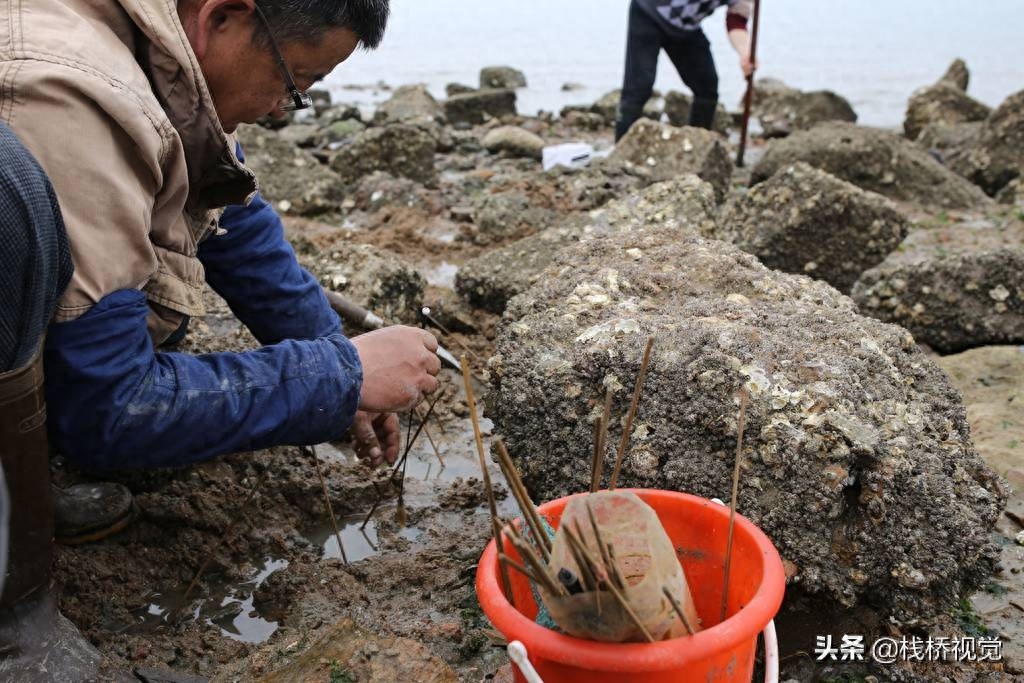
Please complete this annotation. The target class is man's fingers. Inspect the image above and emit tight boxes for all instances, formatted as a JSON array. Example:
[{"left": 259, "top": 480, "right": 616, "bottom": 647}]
[
  {"left": 420, "top": 374, "right": 439, "bottom": 397},
  {"left": 374, "top": 412, "right": 400, "bottom": 464},
  {"left": 351, "top": 412, "right": 383, "bottom": 465},
  {"left": 421, "top": 330, "right": 439, "bottom": 353},
  {"left": 425, "top": 350, "right": 442, "bottom": 376}
]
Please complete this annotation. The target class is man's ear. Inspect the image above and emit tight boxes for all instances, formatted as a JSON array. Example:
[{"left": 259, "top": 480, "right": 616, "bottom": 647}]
[{"left": 188, "top": 0, "right": 257, "bottom": 59}]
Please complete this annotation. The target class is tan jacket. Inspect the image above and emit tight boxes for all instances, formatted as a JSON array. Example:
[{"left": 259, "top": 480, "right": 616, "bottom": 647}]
[{"left": 0, "top": 0, "right": 257, "bottom": 343}]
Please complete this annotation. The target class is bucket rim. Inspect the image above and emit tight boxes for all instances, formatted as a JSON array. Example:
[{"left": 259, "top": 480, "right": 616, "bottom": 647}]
[{"left": 475, "top": 489, "right": 787, "bottom": 672}]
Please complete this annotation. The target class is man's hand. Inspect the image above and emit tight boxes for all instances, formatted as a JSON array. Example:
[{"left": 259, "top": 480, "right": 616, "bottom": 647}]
[
  {"left": 740, "top": 51, "right": 757, "bottom": 78},
  {"left": 348, "top": 410, "right": 400, "bottom": 466},
  {"left": 350, "top": 326, "right": 441, "bottom": 412}
]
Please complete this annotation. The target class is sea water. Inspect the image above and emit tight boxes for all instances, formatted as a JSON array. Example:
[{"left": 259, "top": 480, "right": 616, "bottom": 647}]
[{"left": 324, "top": 0, "right": 1022, "bottom": 129}]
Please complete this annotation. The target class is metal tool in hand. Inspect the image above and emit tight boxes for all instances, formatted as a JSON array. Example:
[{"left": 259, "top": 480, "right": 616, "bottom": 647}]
[{"left": 322, "top": 289, "right": 460, "bottom": 369}]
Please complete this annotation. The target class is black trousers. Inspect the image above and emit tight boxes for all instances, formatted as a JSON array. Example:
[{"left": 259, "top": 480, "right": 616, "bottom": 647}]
[{"left": 616, "top": 0, "right": 720, "bottom": 140}]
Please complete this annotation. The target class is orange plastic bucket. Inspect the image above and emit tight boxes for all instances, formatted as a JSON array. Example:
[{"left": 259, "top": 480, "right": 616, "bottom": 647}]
[{"left": 476, "top": 489, "right": 785, "bottom": 682}]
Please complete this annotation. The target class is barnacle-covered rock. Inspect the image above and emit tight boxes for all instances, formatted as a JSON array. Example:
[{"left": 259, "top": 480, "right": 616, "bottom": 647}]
[
  {"left": 752, "top": 121, "right": 991, "bottom": 209},
  {"left": 852, "top": 248, "right": 1024, "bottom": 353},
  {"left": 718, "top": 162, "right": 909, "bottom": 292},
  {"left": 457, "top": 175, "right": 716, "bottom": 313},
  {"left": 490, "top": 225, "right": 1005, "bottom": 624},
  {"left": 610, "top": 119, "right": 731, "bottom": 202}
]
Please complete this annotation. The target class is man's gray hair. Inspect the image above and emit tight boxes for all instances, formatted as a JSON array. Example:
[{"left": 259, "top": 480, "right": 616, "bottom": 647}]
[{"left": 255, "top": 0, "right": 390, "bottom": 49}]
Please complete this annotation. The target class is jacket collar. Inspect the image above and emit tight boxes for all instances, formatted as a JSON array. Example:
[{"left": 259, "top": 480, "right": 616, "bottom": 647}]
[{"left": 117, "top": 0, "right": 257, "bottom": 212}]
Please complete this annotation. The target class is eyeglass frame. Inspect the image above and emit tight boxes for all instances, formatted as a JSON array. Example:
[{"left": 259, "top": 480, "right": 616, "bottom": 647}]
[{"left": 252, "top": 4, "right": 313, "bottom": 112}]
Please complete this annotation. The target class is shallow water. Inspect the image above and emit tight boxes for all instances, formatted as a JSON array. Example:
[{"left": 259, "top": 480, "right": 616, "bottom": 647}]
[
  {"left": 132, "top": 557, "right": 288, "bottom": 644},
  {"left": 325, "top": 0, "right": 1021, "bottom": 128}
]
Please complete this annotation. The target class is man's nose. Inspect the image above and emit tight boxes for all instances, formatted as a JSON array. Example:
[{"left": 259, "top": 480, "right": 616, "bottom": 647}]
[{"left": 266, "top": 108, "right": 289, "bottom": 121}]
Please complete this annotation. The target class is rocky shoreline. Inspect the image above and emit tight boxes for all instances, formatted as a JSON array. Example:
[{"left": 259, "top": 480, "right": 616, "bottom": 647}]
[{"left": 55, "top": 60, "right": 1023, "bottom": 682}]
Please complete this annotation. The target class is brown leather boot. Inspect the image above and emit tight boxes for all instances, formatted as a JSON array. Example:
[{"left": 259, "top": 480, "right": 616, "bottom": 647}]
[{"left": 0, "top": 349, "right": 106, "bottom": 681}]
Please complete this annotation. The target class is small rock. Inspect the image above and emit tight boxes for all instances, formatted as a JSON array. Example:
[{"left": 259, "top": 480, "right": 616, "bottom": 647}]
[
  {"left": 304, "top": 243, "right": 426, "bottom": 325},
  {"left": 479, "top": 66, "right": 527, "bottom": 90},
  {"left": 610, "top": 119, "right": 732, "bottom": 202},
  {"left": 236, "top": 124, "right": 345, "bottom": 215},
  {"left": 749, "top": 78, "right": 857, "bottom": 138},
  {"left": 373, "top": 84, "right": 445, "bottom": 125},
  {"left": 561, "top": 82, "right": 585, "bottom": 92},
  {"left": 663, "top": 91, "right": 731, "bottom": 136},
  {"left": 481, "top": 126, "right": 545, "bottom": 160},
  {"left": 329, "top": 124, "right": 437, "bottom": 186},
  {"left": 904, "top": 81, "right": 990, "bottom": 141},
  {"left": 938, "top": 58, "right": 971, "bottom": 92},
  {"left": 444, "top": 89, "right": 518, "bottom": 126},
  {"left": 469, "top": 192, "right": 555, "bottom": 246},
  {"left": 445, "top": 83, "right": 475, "bottom": 97}
]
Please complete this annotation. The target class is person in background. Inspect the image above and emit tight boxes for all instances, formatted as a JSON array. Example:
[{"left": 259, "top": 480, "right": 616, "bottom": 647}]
[{"left": 615, "top": 0, "right": 755, "bottom": 140}]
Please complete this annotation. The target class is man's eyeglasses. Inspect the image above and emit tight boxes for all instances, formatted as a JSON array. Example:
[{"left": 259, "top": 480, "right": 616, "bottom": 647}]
[{"left": 253, "top": 5, "right": 313, "bottom": 112}]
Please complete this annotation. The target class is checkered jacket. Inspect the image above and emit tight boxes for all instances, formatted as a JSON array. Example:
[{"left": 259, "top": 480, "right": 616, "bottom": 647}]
[{"left": 636, "top": 0, "right": 752, "bottom": 32}]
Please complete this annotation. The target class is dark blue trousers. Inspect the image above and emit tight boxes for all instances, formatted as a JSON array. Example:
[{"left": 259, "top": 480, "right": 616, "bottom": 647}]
[
  {"left": 0, "top": 121, "right": 72, "bottom": 373},
  {"left": 616, "top": 0, "right": 720, "bottom": 140}
]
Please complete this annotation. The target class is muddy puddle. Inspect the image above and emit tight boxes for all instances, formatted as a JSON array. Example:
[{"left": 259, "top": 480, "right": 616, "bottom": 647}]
[{"left": 129, "top": 557, "right": 289, "bottom": 644}]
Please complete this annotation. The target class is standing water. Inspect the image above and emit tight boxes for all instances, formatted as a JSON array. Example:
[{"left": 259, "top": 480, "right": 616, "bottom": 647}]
[{"left": 325, "top": 0, "right": 1022, "bottom": 128}]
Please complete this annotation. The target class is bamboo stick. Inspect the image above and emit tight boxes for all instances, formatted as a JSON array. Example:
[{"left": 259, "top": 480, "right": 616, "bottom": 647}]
[
  {"left": 662, "top": 586, "right": 696, "bottom": 636},
  {"left": 720, "top": 389, "right": 749, "bottom": 623},
  {"left": 306, "top": 445, "right": 348, "bottom": 564},
  {"left": 360, "top": 398, "right": 438, "bottom": 531},
  {"left": 462, "top": 356, "right": 514, "bottom": 605},
  {"left": 494, "top": 440, "right": 550, "bottom": 561},
  {"left": 610, "top": 337, "right": 655, "bottom": 490},
  {"left": 566, "top": 526, "right": 655, "bottom": 643},
  {"left": 590, "top": 388, "right": 615, "bottom": 492}
]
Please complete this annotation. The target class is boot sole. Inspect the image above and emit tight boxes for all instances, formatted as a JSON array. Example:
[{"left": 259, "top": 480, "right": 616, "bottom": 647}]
[{"left": 55, "top": 504, "right": 137, "bottom": 546}]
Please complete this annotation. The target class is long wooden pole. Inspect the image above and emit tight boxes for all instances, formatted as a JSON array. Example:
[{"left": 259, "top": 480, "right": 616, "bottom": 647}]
[{"left": 736, "top": 0, "right": 763, "bottom": 168}]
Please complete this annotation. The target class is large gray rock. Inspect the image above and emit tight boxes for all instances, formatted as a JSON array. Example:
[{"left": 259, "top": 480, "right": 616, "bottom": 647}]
[
  {"left": 954, "top": 89, "right": 1024, "bottom": 196},
  {"left": 236, "top": 124, "right": 344, "bottom": 215},
  {"left": 444, "top": 89, "right": 517, "bottom": 126},
  {"left": 852, "top": 248, "right": 1024, "bottom": 353},
  {"left": 329, "top": 124, "right": 437, "bottom": 186},
  {"left": 903, "top": 83, "right": 991, "bottom": 141},
  {"left": 663, "top": 91, "right": 730, "bottom": 136},
  {"left": 372, "top": 84, "right": 445, "bottom": 125},
  {"left": 751, "top": 121, "right": 991, "bottom": 209},
  {"left": 456, "top": 176, "right": 716, "bottom": 313},
  {"left": 719, "top": 163, "right": 909, "bottom": 293},
  {"left": 303, "top": 243, "right": 426, "bottom": 325},
  {"left": 481, "top": 126, "right": 545, "bottom": 160},
  {"left": 610, "top": 119, "right": 732, "bottom": 202},
  {"left": 479, "top": 66, "right": 528, "bottom": 90},
  {"left": 489, "top": 227, "right": 1005, "bottom": 623},
  {"left": 750, "top": 79, "right": 857, "bottom": 138}
]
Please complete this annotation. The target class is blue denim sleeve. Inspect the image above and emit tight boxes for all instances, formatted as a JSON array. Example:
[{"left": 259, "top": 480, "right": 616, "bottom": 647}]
[
  {"left": 44, "top": 289, "right": 362, "bottom": 471},
  {"left": 198, "top": 143, "right": 340, "bottom": 344}
]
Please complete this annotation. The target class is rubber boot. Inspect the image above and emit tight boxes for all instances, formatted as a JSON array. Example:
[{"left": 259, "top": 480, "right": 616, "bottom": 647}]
[
  {"left": 0, "top": 348, "right": 105, "bottom": 681},
  {"left": 689, "top": 96, "right": 719, "bottom": 130}
]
